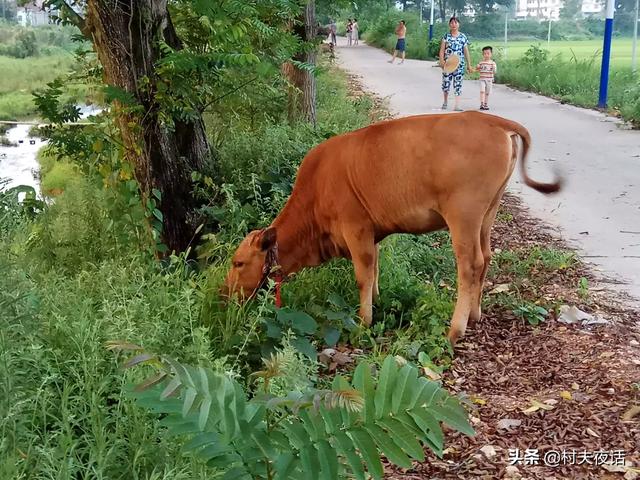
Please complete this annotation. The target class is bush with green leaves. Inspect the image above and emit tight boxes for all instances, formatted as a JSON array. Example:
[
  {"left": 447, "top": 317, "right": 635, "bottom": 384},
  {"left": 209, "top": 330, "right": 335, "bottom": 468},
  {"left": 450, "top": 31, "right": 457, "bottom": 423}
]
[
  {"left": 0, "top": 180, "right": 43, "bottom": 239},
  {"left": 513, "top": 302, "right": 549, "bottom": 326},
  {"left": 260, "top": 295, "right": 359, "bottom": 360},
  {"left": 197, "top": 67, "right": 385, "bottom": 241},
  {"left": 0, "top": 29, "right": 38, "bottom": 58},
  {"left": 113, "top": 346, "right": 474, "bottom": 480},
  {"left": 21, "top": 176, "right": 149, "bottom": 273}
]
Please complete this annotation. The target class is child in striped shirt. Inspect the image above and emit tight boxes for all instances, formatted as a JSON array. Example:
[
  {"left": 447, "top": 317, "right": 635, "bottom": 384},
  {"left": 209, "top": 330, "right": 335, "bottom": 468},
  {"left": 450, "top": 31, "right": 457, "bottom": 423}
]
[{"left": 474, "top": 46, "right": 497, "bottom": 111}]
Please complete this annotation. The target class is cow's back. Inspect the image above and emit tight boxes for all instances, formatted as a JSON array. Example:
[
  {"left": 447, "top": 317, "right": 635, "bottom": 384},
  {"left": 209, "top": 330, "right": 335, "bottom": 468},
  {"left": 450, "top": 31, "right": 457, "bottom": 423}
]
[{"left": 289, "top": 113, "right": 517, "bottom": 240}]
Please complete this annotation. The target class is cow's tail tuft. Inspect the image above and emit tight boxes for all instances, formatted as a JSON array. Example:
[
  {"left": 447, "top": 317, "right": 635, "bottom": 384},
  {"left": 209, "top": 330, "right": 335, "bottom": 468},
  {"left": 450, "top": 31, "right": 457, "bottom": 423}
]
[{"left": 508, "top": 120, "right": 563, "bottom": 194}]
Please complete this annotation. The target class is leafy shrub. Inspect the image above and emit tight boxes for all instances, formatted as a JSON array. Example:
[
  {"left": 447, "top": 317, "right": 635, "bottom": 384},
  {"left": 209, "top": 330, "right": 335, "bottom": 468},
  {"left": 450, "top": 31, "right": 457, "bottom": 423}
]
[
  {"left": 514, "top": 302, "right": 549, "bottom": 326},
  {"left": 260, "top": 295, "right": 360, "bottom": 360},
  {"left": 212, "top": 123, "right": 317, "bottom": 231},
  {"left": 23, "top": 177, "right": 147, "bottom": 273},
  {"left": 39, "top": 159, "right": 82, "bottom": 195},
  {"left": 426, "top": 38, "right": 441, "bottom": 59},
  {"left": 0, "top": 29, "right": 38, "bottom": 58},
  {"left": 520, "top": 44, "right": 550, "bottom": 66}
]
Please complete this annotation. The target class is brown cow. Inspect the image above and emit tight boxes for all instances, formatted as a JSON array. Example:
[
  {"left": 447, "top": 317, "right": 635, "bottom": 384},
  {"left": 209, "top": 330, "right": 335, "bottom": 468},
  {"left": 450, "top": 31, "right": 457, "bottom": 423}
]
[{"left": 222, "top": 112, "right": 561, "bottom": 344}]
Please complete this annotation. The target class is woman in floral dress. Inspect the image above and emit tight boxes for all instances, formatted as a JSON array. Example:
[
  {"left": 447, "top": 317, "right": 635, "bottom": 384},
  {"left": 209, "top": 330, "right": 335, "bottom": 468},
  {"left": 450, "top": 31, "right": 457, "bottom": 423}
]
[{"left": 438, "top": 17, "right": 472, "bottom": 111}]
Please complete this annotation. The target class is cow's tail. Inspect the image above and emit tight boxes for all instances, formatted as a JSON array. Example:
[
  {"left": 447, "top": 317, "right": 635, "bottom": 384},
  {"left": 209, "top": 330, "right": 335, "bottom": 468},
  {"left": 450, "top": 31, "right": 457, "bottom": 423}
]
[{"left": 506, "top": 120, "right": 563, "bottom": 194}]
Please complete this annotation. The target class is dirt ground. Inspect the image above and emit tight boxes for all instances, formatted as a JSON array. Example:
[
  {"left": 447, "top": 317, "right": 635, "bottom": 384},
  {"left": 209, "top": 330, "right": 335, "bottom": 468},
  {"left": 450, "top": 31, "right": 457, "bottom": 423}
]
[{"left": 383, "top": 194, "right": 640, "bottom": 480}]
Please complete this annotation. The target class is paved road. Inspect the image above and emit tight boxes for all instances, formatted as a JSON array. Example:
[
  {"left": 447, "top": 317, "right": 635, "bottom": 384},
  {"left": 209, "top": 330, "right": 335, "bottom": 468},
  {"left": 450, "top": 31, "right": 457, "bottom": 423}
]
[{"left": 336, "top": 40, "right": 640, "bottom": 302}]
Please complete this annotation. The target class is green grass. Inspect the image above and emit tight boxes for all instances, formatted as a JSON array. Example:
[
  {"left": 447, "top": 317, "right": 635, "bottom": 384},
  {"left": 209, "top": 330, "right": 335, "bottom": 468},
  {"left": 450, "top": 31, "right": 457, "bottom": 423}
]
[
  {"left": 0, "top": 54, "right": 83, "bottom": 120},
  {"left": 494, "top": 44, "right": 640, "bottom": 124},
  {"left": 488, "top": 39, "right": 636, "bottom": 69},
  {"left": 0, "top": 255, "right": 223, "bottom": 479}
]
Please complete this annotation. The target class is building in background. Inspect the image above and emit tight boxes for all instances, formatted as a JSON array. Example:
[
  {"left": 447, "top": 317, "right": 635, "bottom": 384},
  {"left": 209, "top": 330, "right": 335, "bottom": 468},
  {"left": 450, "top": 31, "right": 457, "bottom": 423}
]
[
  {"left": 580, "top": 0, "right": 604, "bottom": 16},
  {"left": 515, "top": 0, "right": 603, "bottom": 19},
  {"left": 516, "top": 0, "right": 562, "bottom": 20},
  {"left": 16, "top": 0, "right": 56, "bottom": 27}
]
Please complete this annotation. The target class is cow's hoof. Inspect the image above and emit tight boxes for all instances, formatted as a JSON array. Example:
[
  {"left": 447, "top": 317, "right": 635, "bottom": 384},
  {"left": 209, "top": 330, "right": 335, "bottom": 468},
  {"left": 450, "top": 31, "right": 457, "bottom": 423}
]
[{"left": 447, "top": 329, "right": 461, "bottom": 347}]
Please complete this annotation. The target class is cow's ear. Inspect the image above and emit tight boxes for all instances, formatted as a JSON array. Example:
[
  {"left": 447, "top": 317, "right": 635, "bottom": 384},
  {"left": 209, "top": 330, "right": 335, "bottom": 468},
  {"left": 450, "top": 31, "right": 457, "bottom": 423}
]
[{"left": 260, "top": 227, "right": 277, "bottom": 251}]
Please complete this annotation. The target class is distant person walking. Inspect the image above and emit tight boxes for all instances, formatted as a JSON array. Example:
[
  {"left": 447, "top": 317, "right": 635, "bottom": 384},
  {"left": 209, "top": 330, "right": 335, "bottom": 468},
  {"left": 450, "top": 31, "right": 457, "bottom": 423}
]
[
  {"left": 439, "top": 16, "right": 472, "bottom": 111},
  {"left": 329, "top": 19, "right": 337, "bottom": 46},
  {"left": 388, "top": 20, "right": 406, "bottom": 64},
  {"left": 346, "top": 19, "right": 353, "bottom": 46},
  {"left": 352, "top": 19, "right": 359, "bottom": 46}
]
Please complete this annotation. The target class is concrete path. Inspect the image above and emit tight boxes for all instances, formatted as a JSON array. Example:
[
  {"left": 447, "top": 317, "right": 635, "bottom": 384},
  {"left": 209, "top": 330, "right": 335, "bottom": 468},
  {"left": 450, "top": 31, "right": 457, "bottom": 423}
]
[{"left": 336, "top": 40, "right": 640, "bottom": 303}]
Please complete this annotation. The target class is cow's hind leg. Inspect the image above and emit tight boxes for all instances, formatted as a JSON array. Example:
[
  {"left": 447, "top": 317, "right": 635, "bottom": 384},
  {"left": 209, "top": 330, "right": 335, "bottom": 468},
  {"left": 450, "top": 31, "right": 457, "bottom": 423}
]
[
  {"left": 345, "top": 230, "right": 376, "bottom": 326},
  {"left": 469, "top": 200, "right": 501, "bottom": 326},
  {"left": 446, "top": 215, "right": 485, "bottom": 345},
  {"left": 372, "top": 244, "right": 380, "bottom": 302}
]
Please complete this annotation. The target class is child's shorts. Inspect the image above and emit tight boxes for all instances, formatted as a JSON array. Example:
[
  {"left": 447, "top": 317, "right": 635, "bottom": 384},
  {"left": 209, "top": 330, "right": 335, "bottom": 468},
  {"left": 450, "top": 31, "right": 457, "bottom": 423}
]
[{"left": 480, "top": 79, "right": 493, "bottom": 94}]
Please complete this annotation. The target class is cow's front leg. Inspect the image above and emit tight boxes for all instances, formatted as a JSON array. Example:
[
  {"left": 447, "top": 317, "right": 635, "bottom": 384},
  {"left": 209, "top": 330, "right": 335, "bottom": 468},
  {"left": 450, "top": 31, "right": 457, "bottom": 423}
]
[{"left": 345, "top": 230, "right": 376, "bottom": 326}]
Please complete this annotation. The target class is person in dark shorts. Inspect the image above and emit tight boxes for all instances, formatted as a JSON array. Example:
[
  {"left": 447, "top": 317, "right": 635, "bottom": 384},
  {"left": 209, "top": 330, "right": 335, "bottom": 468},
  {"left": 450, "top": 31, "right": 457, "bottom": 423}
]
[
  {"left": 328, "top": 19, "right": 337, "bottom": 46},
  {"left": 388, "top": 20, "right": 407, "bottom": 64}
]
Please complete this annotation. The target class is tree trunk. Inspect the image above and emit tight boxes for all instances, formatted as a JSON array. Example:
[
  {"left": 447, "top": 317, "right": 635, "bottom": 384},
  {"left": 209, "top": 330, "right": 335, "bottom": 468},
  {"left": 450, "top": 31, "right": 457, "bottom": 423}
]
[
  {"left": 283, "top": 0, "right": 317, "bottom": 126},
  {"left": 85, "top": 0, "right": 209, "bottom": 254}
]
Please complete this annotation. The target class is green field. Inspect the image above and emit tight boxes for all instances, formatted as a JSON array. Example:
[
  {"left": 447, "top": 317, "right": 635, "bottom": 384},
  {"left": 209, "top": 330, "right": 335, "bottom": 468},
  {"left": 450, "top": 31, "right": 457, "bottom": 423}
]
[
  {"left": 0, "top": 22, "right": 87, "bottom": 120},
  {"left": 485, "top": 39, "right": 636, "bottom": 69},
  {"left": 0, "top": 53, "right": 82, "bottom": 120}
]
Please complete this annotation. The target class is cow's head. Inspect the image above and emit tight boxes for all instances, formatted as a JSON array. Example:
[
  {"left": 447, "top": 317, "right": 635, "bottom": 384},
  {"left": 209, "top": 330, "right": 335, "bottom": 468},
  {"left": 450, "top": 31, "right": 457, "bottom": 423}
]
[{"left": 221, "top": 227, "right": 277, "bottom": 302}]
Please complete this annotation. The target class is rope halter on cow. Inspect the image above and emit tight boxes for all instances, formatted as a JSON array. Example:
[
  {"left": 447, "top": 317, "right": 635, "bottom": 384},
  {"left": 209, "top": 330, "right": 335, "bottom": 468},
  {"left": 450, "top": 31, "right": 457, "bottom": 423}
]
[{"left": 260, "top": 240, "right": 284, "bottom": 308}]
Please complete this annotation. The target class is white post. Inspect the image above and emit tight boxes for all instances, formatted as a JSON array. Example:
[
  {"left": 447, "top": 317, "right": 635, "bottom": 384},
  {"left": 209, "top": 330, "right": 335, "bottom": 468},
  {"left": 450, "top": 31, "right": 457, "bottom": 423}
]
[
  {"left": 633, "top": 0, "right": 639, "bottom": 73},
  {"left": 504, "top": 9, "right": 508, "bottom": 58},
  {"left": 547, "top": 16, "right": 552, "bottom": 46}
]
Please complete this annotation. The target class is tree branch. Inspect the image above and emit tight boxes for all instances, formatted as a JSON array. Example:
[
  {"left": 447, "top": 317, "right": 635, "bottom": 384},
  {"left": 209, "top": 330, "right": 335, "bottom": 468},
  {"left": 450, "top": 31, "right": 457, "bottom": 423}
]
[{"left": 46, "top": 0, "right": 91, "bottom": 37}]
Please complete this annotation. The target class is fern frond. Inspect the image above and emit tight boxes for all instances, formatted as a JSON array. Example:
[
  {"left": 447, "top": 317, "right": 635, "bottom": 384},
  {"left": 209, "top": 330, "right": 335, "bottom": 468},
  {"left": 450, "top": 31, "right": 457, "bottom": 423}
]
[
  {"left": 115, "top": 345, "right": 474, "bottom": 480},
  {"left": 323, "top": 389, "right": 364, "bottom": 413},
  {"left": 251, "top": 351, "right": 286, "bottom": 381}
]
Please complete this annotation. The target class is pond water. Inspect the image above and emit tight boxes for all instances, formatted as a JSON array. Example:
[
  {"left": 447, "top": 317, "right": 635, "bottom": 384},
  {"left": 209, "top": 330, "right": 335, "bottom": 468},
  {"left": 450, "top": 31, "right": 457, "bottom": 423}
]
[{"left": 0, "top": 105, "right": 102, "bottom": 192}]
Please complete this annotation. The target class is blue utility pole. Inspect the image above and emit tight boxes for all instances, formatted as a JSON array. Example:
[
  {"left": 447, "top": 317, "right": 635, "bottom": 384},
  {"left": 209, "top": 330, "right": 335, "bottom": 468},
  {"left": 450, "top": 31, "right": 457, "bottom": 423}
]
[{"left": 598, "top": 0, "right": 615, "bottom": 108}]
